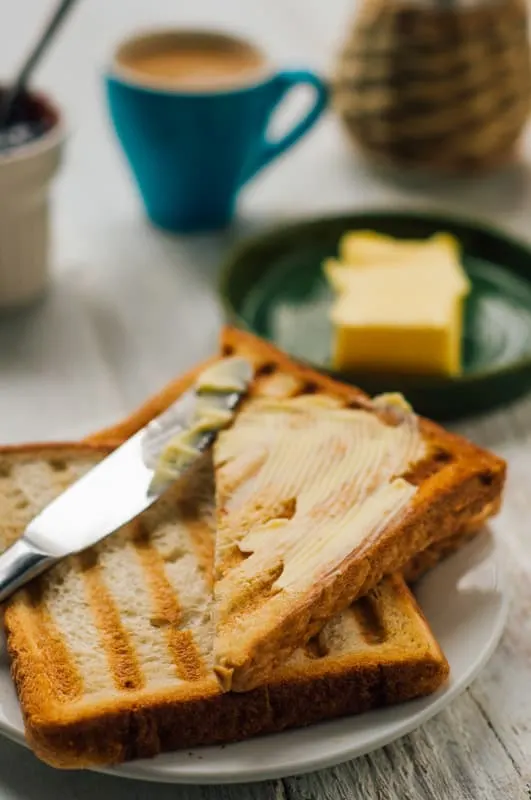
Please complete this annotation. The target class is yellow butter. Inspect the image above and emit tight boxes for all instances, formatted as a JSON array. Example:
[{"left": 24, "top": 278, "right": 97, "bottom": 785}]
[
  {"left": 196, "top": 357, "right": 253, "bottom": 394},
  {"left": 325, "top": 232, "right": 470, "bottom": 376},
  {"left": 338, "top": 231, "right": 460, "bottom": 265},
  {"left": 151, "top": 357, "right": 252, "bottom": 489},
  {"left": 328, "top": 233, "right": 469, "bottom": 294}
]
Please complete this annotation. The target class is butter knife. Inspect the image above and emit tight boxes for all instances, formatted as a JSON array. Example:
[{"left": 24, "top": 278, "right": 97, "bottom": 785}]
[{"left": 0, "top": 357, "right": 252, "bottom": 603}]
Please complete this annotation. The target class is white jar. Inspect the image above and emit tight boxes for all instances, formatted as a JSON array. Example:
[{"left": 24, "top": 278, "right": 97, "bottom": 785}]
[{"left": 0, "top": 91, "right": 63, "bottom": 307}]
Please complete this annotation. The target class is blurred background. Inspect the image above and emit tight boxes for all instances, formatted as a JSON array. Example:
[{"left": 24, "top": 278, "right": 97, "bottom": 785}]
[{"left": 1, "top": 0, "right": 531, "bottom": 443}]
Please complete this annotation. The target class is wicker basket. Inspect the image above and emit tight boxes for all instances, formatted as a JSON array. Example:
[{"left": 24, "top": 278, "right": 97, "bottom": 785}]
[{"left": 332, "top": 0, "right": 531, "bottom": 172}]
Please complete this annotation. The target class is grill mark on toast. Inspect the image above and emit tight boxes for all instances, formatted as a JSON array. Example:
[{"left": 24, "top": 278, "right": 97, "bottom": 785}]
[
  {"left": 133, "top": 532, "right": 205, "bottom": 682},
  {"left": 77, "top": 553, "right": 144, "bottom": 692},
  {"left": 23, "top": 586, "right": 84, "bottom": 701},
  {"left": 183, "top": 517, "right": 215, "bottom": 590},
  {"left": 351, "top": 595, "right": 386, "bottom": 645}
]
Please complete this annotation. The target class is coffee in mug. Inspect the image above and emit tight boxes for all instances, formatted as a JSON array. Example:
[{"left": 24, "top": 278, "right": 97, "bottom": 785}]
[
  {"left": 106, "top": 30, "right": 328, "bottom": 233},
  {"left": 118, "top": 35, "right": 266, "bottom": 90}
]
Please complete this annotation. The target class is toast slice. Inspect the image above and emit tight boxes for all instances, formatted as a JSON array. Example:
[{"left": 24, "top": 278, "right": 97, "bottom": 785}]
[
  {"left": 2, "top": 443, "right": 451, "bottom": 769},
  {"left": 209, "top": 328, "right": 505, "bottom": 691}
]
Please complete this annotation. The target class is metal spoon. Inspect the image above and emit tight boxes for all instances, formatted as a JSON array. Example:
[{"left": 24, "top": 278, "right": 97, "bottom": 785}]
[{"left": 0, "top": 0, "right": 79, "bottom": 129}]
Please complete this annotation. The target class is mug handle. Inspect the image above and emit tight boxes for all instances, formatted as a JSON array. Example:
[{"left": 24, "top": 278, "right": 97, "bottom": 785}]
[{"left": 243, "top": 69, "right": 328, "bottom": 183}]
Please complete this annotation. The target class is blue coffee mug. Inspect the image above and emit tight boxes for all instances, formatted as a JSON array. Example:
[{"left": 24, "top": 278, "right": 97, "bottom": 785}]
[{"left": 105, "top": 30, "right": 328, "bottom": 233}]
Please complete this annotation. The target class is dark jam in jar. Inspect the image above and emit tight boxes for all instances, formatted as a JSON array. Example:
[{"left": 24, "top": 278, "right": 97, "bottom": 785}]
[{"left": 0, "top": 90, "right": 56, "bottom": 154}]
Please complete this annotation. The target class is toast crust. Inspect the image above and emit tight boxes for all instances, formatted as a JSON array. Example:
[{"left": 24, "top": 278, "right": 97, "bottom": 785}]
[{"left": 403, "top": 503, "right": 498, "bottom": 584}]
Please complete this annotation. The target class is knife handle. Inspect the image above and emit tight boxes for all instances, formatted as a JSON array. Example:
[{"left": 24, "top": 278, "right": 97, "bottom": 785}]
[{"left": 0, "top": 538, "right": 57, "bottom": 603}]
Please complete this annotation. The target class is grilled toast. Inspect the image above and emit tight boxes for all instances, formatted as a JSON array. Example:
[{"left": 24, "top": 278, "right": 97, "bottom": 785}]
[
  {"left": 3, "top": 443, "right": 451, "bottom": 769},
  {"left": 2, "top": 326, "right": 502, "bottom": 766},
  {"left": 209, "top": 329, "right": 505, "bottom": 691},
  {"left": 89, "top": 327, "right": 504, "bottom": 692}
]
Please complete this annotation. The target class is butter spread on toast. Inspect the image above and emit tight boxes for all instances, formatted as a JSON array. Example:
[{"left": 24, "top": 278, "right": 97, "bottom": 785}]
[
  {"left": 196, "top": 357, "right": 252, "bottom": 393},
  {"left": 215, "top": 393, "right": 426, "bottom": 594}
]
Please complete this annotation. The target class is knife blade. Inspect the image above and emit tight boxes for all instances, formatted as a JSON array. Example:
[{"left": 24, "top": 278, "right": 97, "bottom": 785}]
[{"left": 0, "top": 357, "right": 252, "bottom": 602}]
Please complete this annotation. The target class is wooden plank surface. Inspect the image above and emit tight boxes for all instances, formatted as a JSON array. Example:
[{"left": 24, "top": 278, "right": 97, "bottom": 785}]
[{"left": 0, "top": 0, "right": 531, "bottom": 798}]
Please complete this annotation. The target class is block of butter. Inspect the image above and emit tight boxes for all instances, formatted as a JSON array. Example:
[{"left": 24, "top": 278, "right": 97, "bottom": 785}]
[
  {"left": 325, "top": 232, "right": 467, "bottom": 293},
  {"left": 338, "top": 230, "right": 460, "bottom": 265},
  {"left": 326, "top": 232, "right": 470, "bottom": 376}
]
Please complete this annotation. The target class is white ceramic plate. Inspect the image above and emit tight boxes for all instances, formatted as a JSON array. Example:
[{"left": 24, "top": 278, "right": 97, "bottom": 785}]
[{"left": 0, "top": 533, "right": 507, "bottom": 784}]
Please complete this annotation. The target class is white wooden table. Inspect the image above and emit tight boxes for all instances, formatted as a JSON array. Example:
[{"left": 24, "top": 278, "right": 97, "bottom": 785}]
[{"left": 0, "top": 1, "right": 531, "bottom": 797}]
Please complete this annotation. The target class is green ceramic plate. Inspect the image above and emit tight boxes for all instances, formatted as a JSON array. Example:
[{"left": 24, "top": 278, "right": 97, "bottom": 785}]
[{"left": 220, "top": 211, "right": 531, "bottom": 420}]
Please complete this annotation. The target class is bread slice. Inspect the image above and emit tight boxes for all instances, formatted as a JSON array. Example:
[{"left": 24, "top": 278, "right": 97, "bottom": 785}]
[
  {"left": 2, "top": 443, "right": 451, "bottom": 769},
  {"left": 207, "top": 328, "right": 505, "bottom": 691}
]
